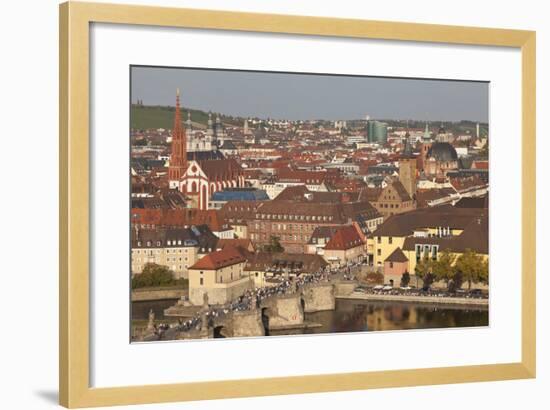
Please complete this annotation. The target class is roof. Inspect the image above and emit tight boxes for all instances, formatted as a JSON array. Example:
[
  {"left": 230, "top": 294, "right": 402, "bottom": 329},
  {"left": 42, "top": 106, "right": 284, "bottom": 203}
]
[
  {"left": 244, "top": 252, "right": 328, "bottom": 274},
  {"left": 384, "top": 247, "right": 409, "bottom": 263},
  {"left": 415, "top": 188, "right": 457, "bottom": 207},
  {"left": 324, "top": 225, "right": 365, "bottom": 251},
  {"left": 454, "top": 195, "right": 489, "bottom": 209},
  {"left": 189, "top": 246, "right": 247, "bottom": 270},
  {"left": 131, "top": 208, "right": 230, "bottom": 232},
  {"left": 388, "top": 180, "right": 412, "bottom": 202},
  {"left": 131, "top": 224, "right": 218, "bottom": 251},
  {"left": 373, "top": 205, "right": 487, "bottom": 237},
  {"left": 217, "top": 238, "right": 255, "bottom": 252},
  {"left": 307, "top": 226, "right": 340, "bottom": 244},
  {"left": 195, "top": 159, "right": 242, "bottom": 179},
  {"left": 426, "top": 142, "right": 458, "bottom": 161},
  {"left": 212, "top": 188, "right": 270, "bottom": 202},
  {"left": 402, "top": 215, "right": 488, "bottom": 254}
]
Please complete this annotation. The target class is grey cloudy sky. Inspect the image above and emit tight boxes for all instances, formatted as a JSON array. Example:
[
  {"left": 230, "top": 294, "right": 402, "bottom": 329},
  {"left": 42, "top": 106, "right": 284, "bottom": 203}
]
[{"left": 131, "top": 66, "right": 488, "bottom": 122}]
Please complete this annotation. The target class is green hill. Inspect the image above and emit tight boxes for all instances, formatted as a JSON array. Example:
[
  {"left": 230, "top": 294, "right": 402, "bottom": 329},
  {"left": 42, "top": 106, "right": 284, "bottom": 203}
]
[{"left": 131, "top": 105, "right": 243, "bottom": 130}]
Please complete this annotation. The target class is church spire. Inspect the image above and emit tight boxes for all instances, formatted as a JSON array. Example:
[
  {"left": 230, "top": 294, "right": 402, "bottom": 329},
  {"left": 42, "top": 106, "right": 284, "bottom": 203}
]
[
  {"left": 168, "top": 88, "right": 187, "bottom": 188},
  {"left": 207, "top": 112, "right": 214, "bottom": 137}
]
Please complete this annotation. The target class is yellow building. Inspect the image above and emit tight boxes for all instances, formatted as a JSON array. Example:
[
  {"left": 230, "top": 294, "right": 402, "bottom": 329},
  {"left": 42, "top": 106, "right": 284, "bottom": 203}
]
[{"left": 371, "top": 206, "right": 488, "bottom": 287}]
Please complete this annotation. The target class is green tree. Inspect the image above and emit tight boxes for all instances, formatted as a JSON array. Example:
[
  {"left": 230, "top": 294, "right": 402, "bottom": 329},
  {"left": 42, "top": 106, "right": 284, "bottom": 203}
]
[
  {"left": 432, "top": 249, "right": 456, "bottom": 284},
  {"left": 132, "top": 263, "right": 175, "bottom": 289},
  {"left": 454, "top": 249, "right": 487, "bottom": 289},
  {"left": 263, "top": 235, "right": 284, "bottom": 253}
]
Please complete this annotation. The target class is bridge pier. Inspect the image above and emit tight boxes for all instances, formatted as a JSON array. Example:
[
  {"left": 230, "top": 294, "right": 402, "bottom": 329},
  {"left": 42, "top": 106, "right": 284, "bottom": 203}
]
[
  {"left": 262, "top": 294, "right": 305, "bottom": 330},
  {"left": 302, "top": 283, "right": 335, "bottom": 313}
]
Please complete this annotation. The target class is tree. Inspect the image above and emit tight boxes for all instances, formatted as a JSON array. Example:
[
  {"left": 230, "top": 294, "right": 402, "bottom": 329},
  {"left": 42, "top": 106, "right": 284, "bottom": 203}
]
[
  {"left": 400, "top": 271, "right": 411, "bottom": 288},
  {"left": 432, "top": 249, "right": 456, "bottom": 284},
  {"left": 263, "top": 235, "right": 284, "bottom": 253},
  {"left": 132, "top": 263, "right": 175, "bottom": 289},
  {"left": 415, "top": 256, "right": 433, "bottom": 288},
  {"left": 448, "top": 270, "right": 464, "bottom": 293},
  {"left": 454, "top": 249, "right": 487, "bottom": 289}
]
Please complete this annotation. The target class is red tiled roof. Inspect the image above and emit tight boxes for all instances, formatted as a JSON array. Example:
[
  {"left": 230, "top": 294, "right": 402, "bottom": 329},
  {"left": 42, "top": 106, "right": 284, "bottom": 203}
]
[
  {"left": 324, "top": 225, "right": 365, "bottom": 251},
  {"left": 189, "top": 246, "right": 246, "bottom": 270},
  {"left": 471, "top": 160, "right": 489, "bottom": 170},
  {"left": 131, "top": 208, "right": 229, "bottom": 232},
  {"left": 217, "top": 238, "right": 255, "bottom": 252}
]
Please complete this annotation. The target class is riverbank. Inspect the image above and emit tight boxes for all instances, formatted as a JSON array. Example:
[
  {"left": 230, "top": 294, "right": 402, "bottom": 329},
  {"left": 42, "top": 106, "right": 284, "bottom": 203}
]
[
  {"left": 131, "top": 286, "right": 187, "bottom": 302},
  {"left": 338, "top": 292, "right": 489, "bottom": 307}
]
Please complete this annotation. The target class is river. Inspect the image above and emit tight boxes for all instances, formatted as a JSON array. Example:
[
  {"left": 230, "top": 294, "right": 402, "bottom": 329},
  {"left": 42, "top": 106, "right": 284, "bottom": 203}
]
[{"left": 132, "top": 298, "right": 488, "bottom": 336}]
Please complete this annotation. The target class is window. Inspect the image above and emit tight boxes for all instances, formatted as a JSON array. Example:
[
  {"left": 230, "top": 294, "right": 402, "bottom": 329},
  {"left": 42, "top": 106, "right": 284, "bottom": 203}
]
[
  {"left": 199, "top": 278, "right": 204, "bottom": 285},
  {"left": 432, "top": 245, "right": 439, "bottom": 260},
  {"left": 389, "top": 237, "right": 393, "bottom": 244},
  {"left": 377, "top": 236, "right": 381, "bottom": 244},
  {"left": 389, "top": 262, "right": 394, "bottom": 268},
  {"left": 377, "top": 249, "right": 381, "bottom": 256}
]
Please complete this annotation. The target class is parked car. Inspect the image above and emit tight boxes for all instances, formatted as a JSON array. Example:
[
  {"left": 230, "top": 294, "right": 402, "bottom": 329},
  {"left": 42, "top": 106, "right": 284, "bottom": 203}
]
[{"left": 469, "top": 289, "right": 484, "bottom": 298}]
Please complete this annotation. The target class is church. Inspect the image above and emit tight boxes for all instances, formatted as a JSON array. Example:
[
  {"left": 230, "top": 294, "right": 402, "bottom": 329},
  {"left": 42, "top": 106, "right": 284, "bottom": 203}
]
[{"left": 168, "top": 89, "right": 245, "bottom": 210}]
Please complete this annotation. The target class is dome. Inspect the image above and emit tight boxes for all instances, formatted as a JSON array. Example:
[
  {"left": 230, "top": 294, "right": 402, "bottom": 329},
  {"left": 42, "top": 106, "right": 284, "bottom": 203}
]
[{"left": 426, "top": 142, "right": 458, "bottom": 161}]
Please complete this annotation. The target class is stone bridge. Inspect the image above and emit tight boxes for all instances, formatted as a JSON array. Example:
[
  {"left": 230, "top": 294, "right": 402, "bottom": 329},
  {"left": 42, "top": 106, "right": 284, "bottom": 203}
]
[{"left": 138, "top": 282, "right": 350, "bottom": 341}]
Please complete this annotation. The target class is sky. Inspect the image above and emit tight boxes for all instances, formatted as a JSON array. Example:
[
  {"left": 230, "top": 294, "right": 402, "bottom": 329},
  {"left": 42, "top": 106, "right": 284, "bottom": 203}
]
[{"left": 131, "top": 66, "right": 489, "bottom": 123}]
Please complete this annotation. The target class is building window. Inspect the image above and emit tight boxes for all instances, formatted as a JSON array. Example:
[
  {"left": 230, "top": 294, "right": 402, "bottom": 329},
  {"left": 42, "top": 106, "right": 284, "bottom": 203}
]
[
  {"left": 389, "top": 262, "right": 394, "bottom": 268},
  {"left": 199, "top": 278, "right": 203, "bottom": 286},
  {"left": 377, "top": 249, "right": 381, "bottom": 256},
  {"left": 388, "top": 237, "right": 393, "bottom": 244},
  {"left": 377, "top": 236, "right": 381, "bottom": 244}
]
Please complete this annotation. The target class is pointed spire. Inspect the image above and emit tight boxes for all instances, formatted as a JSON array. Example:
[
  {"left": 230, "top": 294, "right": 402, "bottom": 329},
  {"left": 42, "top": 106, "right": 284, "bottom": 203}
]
[{"left": 168, "top": 88, "right": 187, "bottom": 186}]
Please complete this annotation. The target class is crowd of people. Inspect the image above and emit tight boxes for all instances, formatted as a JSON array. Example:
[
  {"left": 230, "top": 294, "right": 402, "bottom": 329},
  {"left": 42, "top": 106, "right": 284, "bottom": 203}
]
[
  {"left": 145, "top": 262, "right": 364, "bottom": 339},
  {"left": 169, "top": 265, "right": 343, "bottom": 336}
]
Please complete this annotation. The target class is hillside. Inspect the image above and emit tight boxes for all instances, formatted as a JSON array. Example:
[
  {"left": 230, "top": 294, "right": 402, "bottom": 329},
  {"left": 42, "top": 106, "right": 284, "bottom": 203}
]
[{"left": 131, "top": 105, "right": 242, "bottom": 130}]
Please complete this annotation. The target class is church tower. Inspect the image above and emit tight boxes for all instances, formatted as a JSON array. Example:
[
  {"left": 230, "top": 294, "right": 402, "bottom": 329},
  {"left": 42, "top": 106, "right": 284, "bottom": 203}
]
[
  {"left": 168, "top": 88, "right": 187, "bottom": 189},
  {"left": 399, "top": 138, "right": 417, "bottom": 199}
]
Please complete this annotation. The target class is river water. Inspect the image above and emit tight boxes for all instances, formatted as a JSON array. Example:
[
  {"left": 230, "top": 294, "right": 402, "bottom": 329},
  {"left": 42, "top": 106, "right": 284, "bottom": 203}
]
[{"left": 132, "top": 298, "right": 488, "bottom": 335}]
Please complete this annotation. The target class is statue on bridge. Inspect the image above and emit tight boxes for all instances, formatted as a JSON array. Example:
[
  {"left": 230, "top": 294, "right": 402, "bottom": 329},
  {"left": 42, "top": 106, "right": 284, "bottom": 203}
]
[{"left": 147, "top": 309, "right": 155, "bottom": 331}]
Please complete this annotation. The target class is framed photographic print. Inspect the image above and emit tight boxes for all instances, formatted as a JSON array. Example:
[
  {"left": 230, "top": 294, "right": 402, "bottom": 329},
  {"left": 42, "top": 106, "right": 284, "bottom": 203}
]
[{"left": 59, "top": 1, "right": 536, "bottom": 408}]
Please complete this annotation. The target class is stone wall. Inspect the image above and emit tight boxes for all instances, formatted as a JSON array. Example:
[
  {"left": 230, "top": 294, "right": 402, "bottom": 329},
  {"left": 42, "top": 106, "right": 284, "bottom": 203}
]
[
  {"left": 333, "top": 281, "right": 358, "bottom": 297},
  {"left": 189, "top": 278, "right": 253, "bottom": 305},
  {"left": 302, "top": 283, "right": 335, "bottom": 312},
  {"left": 263, "top": 294, "right": 304, "bottom": 329},
  {"left": 226, "top": 310, "right": 265, "bottom": 338},
  {"left": 131, "top": 287, "right": 186, "bottom": 302}
]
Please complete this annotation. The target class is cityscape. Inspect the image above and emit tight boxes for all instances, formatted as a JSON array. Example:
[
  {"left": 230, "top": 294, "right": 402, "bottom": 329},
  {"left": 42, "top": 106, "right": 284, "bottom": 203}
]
[{"left": 130, "top": 67, "right": 489, "bottom": 342}]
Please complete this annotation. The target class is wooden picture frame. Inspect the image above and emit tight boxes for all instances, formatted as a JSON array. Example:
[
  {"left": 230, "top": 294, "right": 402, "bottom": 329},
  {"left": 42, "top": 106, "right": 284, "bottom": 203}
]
[{"left": 59, "top": 1, "right": 536, "bottom": 407}]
